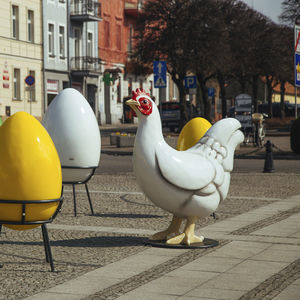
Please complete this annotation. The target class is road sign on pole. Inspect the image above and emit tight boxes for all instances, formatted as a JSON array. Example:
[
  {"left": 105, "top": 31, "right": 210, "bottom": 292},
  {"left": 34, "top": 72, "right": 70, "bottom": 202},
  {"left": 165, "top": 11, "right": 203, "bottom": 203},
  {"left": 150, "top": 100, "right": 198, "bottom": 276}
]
[
  {"left": 295, "top": 53, "right": 300, "bottom": 87},
  {"left": 294, "top": 18, "right": 300, "bottom": 119},
  {"left": 295, "top": 25, "right": 300, "bottom": 53},
  {"left": 184, "top": 76, "right": 197, "bottom": 89},
  {"left": 153, "top": 61, "right": 166, "bottom": 88},
  {"left": 25, "top": 75, "right": 35, "bottom": 86},
  {"left": 208, "top": 87, "right": 215, "bottom": 98}
]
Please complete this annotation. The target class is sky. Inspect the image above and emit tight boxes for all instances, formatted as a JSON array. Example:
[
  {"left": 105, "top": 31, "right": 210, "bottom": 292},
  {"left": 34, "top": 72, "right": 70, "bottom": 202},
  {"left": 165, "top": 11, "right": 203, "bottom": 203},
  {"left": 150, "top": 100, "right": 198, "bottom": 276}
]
[{"left": 240, "top": 0, "right": 284, "bottom": 23}]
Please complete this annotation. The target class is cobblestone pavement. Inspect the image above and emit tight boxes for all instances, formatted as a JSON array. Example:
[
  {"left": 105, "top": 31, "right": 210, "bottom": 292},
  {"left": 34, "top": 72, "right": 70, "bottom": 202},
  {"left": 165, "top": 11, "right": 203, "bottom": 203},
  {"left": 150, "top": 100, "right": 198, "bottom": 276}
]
[{"left": 0, "top": 171, "right": 300, "bottom": 299}]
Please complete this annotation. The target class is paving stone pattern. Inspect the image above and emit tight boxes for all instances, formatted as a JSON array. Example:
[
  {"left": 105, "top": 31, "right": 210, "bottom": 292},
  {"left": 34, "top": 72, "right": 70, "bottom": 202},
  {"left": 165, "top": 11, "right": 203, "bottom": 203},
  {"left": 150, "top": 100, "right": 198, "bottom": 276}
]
[{"left": 0, "top": 172, "right": 300, "bottom": 299}]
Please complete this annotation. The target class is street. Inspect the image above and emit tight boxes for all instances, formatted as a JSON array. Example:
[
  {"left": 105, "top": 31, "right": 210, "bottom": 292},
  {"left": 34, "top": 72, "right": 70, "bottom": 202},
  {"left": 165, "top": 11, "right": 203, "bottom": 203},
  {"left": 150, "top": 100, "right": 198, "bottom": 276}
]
[{"left": 96, "top": 153, "right": 300, "bottom": 174}]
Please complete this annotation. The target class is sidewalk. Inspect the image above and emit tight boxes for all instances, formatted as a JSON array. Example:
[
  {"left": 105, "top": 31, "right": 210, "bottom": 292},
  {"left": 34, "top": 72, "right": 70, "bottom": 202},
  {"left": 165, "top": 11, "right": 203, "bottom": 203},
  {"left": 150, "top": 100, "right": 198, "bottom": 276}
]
[
  {"left": 0, "top": 170, "right": 299, "bottom": 299},
  {"left": 13, "top": 173, "right": 299, "bottom": 299},
  {"left": 0, "top": 126, "right": 299, "bottom": 299}
]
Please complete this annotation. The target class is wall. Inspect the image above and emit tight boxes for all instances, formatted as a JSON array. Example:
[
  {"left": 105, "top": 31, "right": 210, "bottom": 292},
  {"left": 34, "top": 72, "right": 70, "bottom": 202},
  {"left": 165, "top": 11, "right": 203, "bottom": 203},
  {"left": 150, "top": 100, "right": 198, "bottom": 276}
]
[{"left": 0, "top": 0, "right": 43, "bottom": 118}]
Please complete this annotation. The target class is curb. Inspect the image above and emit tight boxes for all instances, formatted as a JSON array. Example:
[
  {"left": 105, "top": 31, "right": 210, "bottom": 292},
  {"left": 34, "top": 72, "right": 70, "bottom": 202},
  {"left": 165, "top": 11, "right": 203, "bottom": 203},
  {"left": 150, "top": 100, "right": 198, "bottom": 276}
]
[{"left": 101, "top": 149, "right": 300, "bottom": 160}]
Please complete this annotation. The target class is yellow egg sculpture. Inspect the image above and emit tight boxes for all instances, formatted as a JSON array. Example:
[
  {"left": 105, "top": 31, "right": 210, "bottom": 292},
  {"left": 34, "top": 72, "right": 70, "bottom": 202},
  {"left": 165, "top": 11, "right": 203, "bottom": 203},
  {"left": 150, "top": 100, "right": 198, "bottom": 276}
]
[
  {"left": 176, "top": 117, "right": 212, "bottom": 151},
  {"left": 0, "top": 112, "right": 62, "bottom": 230}
]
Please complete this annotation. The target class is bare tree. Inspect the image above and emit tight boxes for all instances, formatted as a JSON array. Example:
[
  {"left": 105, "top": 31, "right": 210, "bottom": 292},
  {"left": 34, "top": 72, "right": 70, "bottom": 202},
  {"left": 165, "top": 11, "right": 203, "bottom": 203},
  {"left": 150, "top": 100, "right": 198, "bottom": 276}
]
[
  {"left": 186, "top": 0, "right": 228, "bottom": 121},
  {"left": 134, "top": 0, "right": 193, "bottom": 128},
  {"left": 280, "top": 0, "right": 300, "bottom": 25}
]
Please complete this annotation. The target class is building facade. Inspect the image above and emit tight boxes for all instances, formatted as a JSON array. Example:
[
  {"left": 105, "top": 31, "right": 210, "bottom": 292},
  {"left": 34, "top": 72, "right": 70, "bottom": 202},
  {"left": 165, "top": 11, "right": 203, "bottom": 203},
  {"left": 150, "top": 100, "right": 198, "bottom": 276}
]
[
  {"left": 43, "top": 0, "right": 69, "bottom": 109},
  {"left": 0, "top": 0, "right": 43, "bottom": 120},
  {"left": 97, "top": 0, "right": 160, "bottom": 124},
  {"left": 69, "top": 0, "right": 102, "bottom": 119},
  {"left": 43, "top": 0, "right": 102, "bottom": 118}
]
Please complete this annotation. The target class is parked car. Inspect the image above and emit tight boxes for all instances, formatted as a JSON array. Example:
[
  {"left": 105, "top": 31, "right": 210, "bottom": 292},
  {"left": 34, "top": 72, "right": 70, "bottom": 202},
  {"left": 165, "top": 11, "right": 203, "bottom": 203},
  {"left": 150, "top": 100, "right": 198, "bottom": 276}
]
[
  {"left": 160, "top": 101, "right": 198, "bottom": 132},
  {"left": 258, "top": 102, "right": 295, "bottom": 117},
  {"left": 229, "top": 102, "right": 298, "bottom": 119}
]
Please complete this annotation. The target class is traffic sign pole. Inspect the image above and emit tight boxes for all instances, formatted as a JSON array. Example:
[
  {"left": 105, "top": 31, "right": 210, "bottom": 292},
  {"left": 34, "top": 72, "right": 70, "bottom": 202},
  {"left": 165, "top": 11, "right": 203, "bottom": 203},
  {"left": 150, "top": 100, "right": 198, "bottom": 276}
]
[{"left": 294, "top": 18, "right": 300, "bottom": 119}]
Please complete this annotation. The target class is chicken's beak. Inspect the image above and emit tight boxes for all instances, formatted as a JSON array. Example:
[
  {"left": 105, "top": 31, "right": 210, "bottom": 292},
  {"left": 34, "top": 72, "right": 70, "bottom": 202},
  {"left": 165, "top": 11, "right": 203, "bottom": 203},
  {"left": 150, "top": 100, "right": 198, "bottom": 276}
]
[
  {"left": 126, "top": 99, "right": 140, "bottom": 108},
  {"left": 126, "top": 99, "right": 140, "bottom": 116}
]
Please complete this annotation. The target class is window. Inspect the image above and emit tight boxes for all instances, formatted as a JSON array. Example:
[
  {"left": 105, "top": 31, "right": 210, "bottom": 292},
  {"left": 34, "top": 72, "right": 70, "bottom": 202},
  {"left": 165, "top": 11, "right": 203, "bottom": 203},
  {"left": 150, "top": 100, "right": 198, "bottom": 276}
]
[
  {"left": 74, "top": 28, "right": 81, "bottom": 56},
  {"left": 87, "top": 0, "right": 94, "bottom": 12},
  {"left": 87, "top": 32, "right": 93, "bottom": 57},
  {"left": 104, "top": 21, "right": 110, "bottom": 48},
  {"left": 59, "top": 26, "right": 65, "bottom": 58},
  {"left": 74, "top": 28, "right": 81, "bottom": 68},
  {"left": 128, "top": 24, "right": 133, "bottom": 54},
  {"left": 27, "top": 10, "right": 34, "bottom": 42},
  {"left": 74, "top": 0, "right": 81, "bottom": 12},
  {"left": 12, "top": 5, "right": 19, "bottom": 39},
  {"left": 28, "top": 70, "right": 35, "bottom": 101},
  {"left": 48, "top": 24, "right": 55, "bottom": 56},
  {"left": 116, "top": 24, "right": 121, "bottom": 51},
  {"left": 13, "top": 68, "right": 20, "bottom": 100}
]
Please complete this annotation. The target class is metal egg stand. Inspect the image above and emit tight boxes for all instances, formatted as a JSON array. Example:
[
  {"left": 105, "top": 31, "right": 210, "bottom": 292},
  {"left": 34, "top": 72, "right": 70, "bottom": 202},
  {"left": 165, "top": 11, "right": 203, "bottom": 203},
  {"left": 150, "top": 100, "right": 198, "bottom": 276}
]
[
  {"left": 61, "top": 166, "right": 97, "bottom": 217},
  {"left": 0, "top": 196, "right": 63, "bottom": 272}
]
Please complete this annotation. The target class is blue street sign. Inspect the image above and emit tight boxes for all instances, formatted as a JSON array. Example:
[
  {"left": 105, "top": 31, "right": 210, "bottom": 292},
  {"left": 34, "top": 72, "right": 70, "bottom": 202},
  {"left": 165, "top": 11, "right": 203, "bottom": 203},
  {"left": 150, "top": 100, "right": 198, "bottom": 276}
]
[
  {"left": 208, "top": 87, "right": 215, "bottom": 97},
  {"left": 25, "top": 75, "right": 35, "bottom": 86},
  {"left": 153, "top": 61, "right": 166, "bottom": 88},
  {"left": 295, "top": 53, "right": 300, "bottom": 87},
  {"left": 184, "top": 76, "right": 197, "bottom": 89}
]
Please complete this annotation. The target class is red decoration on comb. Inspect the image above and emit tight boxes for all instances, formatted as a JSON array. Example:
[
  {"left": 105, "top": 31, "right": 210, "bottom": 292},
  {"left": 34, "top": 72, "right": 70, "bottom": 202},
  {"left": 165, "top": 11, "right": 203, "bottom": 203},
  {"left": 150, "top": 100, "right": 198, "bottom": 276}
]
[{"left": 131, "top": 88, "right": 150, "bottom": 101}]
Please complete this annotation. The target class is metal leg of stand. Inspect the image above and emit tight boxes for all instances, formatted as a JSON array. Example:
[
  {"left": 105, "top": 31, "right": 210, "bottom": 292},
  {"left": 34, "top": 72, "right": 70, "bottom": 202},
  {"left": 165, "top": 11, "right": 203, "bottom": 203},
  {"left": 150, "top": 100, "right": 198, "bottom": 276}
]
[
  {"left": 85, "top": 183, "right": 94, "bottom": 215},
  {"left": 41, "top": 224, "right": 54, "bottom": 272},
  {"left": 72, "top": 184, "right": 77, "bottom": 217},
  {"left": 0, "top": 224, "right": 2, "bottom": 233},
  {"left": 42, "top": 225, "right": 50, "bottom": 263}
]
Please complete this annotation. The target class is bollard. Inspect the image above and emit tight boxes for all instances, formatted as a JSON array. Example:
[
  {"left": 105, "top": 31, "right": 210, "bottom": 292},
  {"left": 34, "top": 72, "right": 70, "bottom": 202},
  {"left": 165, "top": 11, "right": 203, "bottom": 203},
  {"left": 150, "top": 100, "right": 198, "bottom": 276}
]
[{"left": 263, "top": 140, "right": 274, "bottom": 173}]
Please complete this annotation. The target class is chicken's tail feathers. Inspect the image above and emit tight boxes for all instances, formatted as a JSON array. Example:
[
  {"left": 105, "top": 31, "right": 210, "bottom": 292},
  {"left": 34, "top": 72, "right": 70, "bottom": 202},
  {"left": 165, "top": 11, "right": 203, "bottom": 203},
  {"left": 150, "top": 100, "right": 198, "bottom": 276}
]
[{"left": 202, "top": 118, "right": 244, "bottom": 171}]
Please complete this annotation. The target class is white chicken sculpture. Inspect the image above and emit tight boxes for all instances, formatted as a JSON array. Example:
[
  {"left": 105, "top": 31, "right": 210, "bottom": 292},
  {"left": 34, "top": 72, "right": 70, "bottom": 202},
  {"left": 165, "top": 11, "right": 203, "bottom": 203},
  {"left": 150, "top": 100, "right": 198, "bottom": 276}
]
[{"left": 126, "top": 89, "right": 244, "bottom": 246}]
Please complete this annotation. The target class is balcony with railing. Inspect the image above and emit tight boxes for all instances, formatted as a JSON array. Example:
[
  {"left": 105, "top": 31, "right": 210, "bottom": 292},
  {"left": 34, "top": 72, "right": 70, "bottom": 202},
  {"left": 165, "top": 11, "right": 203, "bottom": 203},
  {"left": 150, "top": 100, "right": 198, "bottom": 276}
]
[
  {"left": 124, "top": 1, "right": 143, "bottom": 17},
  {"left": 70, "top": 0, "right": 102, "bottom": 22},
  {"left": 70, "top": 56, "right": 102, "bottom": 75}
]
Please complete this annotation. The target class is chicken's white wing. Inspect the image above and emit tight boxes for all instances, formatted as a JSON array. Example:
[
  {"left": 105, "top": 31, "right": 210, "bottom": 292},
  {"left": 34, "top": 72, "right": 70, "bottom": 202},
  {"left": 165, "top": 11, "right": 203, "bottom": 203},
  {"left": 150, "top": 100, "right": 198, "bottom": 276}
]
[{"left": 155, "top": 142, "right": 215, "bottom": 191}]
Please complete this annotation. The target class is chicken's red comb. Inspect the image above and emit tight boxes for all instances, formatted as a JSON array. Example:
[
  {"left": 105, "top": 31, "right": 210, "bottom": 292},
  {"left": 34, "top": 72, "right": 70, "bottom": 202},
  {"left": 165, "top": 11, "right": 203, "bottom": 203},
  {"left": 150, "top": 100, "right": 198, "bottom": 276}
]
[{"left": 132, "top": 88, "right": 150, "bottom": 100}]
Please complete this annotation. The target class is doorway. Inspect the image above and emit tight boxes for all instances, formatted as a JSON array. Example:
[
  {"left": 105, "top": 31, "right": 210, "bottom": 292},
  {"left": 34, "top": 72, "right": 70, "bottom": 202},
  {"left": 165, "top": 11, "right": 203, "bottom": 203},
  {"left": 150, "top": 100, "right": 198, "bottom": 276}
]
[
  {"left": 104, "top": 83, "right": 111, "bottom": 124},
  {"left": 87, "top": 84, "right": 96, "bottom": 112}
]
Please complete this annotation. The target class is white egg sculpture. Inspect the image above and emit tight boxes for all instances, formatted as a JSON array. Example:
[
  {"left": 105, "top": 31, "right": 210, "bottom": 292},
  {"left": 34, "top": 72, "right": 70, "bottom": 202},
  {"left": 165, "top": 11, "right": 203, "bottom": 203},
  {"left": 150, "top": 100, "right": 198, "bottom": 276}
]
[{"left": 42, "top": 88, "right": 101, "bottom": 183}]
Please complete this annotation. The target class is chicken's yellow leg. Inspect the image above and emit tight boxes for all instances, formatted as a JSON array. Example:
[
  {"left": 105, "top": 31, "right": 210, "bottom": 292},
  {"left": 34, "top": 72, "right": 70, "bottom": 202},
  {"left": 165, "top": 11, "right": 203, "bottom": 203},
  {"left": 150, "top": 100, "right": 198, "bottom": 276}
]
[
  {"left": 166, "top": 216, "right": 204, "bottom": 246},
  {"left": 150, "top": 215, "right": 183, "bottom": 241}
]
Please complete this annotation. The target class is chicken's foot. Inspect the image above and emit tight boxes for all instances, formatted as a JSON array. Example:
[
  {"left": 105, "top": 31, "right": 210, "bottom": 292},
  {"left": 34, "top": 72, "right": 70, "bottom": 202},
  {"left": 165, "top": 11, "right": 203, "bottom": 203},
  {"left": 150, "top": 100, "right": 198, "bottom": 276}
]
[
  {"left": 150, "top": 215, "right": 183, "bottom": 241},
  {"left": 166, "top": 216, "right": 204, "bottom": 246}
]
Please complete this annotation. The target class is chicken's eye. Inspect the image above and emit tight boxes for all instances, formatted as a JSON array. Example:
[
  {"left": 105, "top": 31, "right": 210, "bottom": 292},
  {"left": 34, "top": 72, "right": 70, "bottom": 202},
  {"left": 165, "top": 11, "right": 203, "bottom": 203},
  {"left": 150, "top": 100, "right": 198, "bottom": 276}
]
[{"left": 142, "top": 100, "right": 148, "bottom": 104}]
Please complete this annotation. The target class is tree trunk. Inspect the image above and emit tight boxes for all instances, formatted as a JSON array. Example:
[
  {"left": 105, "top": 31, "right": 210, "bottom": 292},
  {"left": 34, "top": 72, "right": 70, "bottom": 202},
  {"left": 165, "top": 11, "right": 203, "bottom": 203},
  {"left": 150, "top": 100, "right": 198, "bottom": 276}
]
[
  {"left": 172, "top": 73, "right": 188, "bottom": 130},
  {"left": 265, "top": 76, "right": 273, "bottom": 118},
  {"left": 217, "top": 72, "right": 227, "bottom": 118},
  {"left": 252, "top": 75, "right": 258, "bottom": 113},
  {"left": 239, "top": 76, "right": 247, "bottom": 93},
  {"left": 196, "top": 73, "right": 211, "bottom": 122},
  {"left": 280, "top": 81, "right": 286, "bottom": 119}
]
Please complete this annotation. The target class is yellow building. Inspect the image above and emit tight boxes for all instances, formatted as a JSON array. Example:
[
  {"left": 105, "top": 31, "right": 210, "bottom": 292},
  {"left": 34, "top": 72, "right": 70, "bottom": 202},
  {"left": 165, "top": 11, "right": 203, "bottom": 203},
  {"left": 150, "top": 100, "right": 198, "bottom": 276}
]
[
  {"left": 0, "top": 0, "right": 43, "bottom": 120},
  {"left": 272, "top": 81, "right": 300, "bottom": 106}
]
